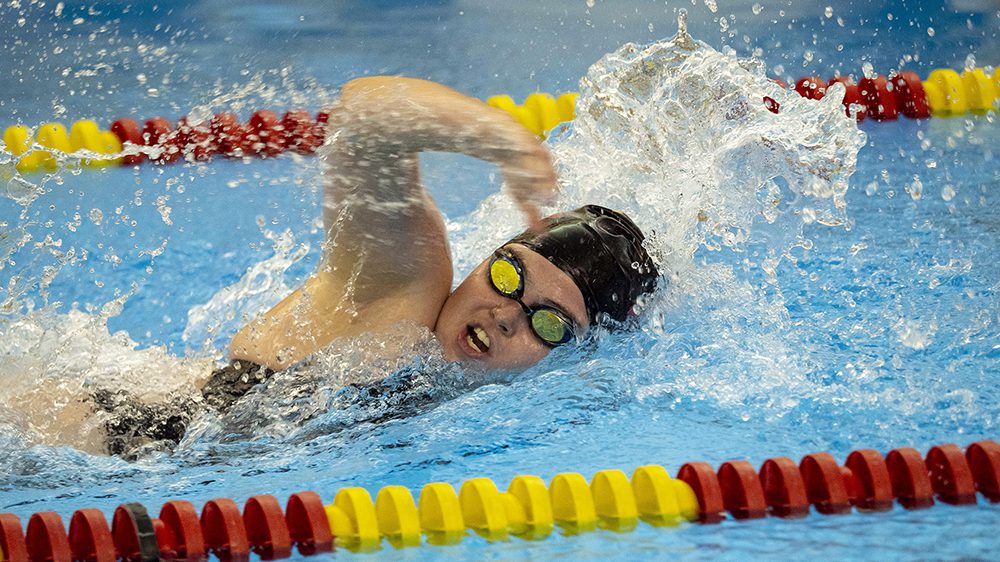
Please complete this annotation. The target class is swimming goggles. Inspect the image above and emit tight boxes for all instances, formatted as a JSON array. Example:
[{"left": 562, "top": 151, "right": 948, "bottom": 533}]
[{"left": 487, "top": 249, "right": 578, "bottom": 347}]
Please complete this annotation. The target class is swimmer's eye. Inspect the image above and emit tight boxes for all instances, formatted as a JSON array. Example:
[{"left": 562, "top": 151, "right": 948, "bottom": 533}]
[{"left": 488, "top": 250, "right": 577, "bottom": 347}]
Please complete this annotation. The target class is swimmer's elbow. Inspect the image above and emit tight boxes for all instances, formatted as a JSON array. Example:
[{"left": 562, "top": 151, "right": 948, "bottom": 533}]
[{"left": 341, "top": 76, "right": 396, "bottom": 99}]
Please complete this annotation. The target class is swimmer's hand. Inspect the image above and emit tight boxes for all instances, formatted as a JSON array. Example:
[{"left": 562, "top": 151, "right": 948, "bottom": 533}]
[{"left": 499, "top": 130, "right": 559, "bottom": 230}]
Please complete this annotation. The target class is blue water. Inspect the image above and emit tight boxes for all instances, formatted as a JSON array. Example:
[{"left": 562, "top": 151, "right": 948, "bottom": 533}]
[{"left": 1, "top": 1, "right": 998, "bottom": 560}]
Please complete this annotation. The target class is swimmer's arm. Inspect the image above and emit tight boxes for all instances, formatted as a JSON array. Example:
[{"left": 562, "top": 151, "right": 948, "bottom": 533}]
[
  {"left": 327, "top": 76, "right": 558, "bottom": 233},
  {"left": 229, "top": 78, "right": 557, "bottom": 370}
]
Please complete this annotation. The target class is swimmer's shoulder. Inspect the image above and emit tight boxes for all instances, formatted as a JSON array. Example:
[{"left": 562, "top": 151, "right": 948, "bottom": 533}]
[{"left": 230, "top": 268, "right": 450, "bottom": 371}]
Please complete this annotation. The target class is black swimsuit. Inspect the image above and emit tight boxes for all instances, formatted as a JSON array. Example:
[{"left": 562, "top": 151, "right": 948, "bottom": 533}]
[
  {"left": 95, "top": 360, "right": 274, "bottom": 457},
  {"left": 95, "top": 359, "right": 438, "bottom": 458}
]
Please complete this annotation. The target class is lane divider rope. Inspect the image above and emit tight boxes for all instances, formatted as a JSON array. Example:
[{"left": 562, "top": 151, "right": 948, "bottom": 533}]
[
  {"left": 0, "top": 440, "right": 997, "bottom": 560},
  {"left": 0, "top": 66, "right": 996, "bottom": 175}
]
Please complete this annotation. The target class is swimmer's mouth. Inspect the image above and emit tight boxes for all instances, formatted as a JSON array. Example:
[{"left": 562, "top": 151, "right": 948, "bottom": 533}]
[{"left": 466, "top": 324, "right": 491, "bottom": 354}]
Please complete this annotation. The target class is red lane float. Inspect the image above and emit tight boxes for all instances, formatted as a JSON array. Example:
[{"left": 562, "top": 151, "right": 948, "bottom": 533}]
[
  {"left": 0, "top": 513, "right": 28, "bottom": 562},
  {"left": 151, "top": 518, "right": 178, "bottom": 560},
  {"left": 284, "top": 492, "right": 333, "bottom": 556},
  {"left": 243, "top": 495, "right": 292, "bottom": 561},
  {"left": 844, "top": 450, "right": 894, "bottom": 511},
  {"left": 800, "top": 453, "right": 852, "bottom": 515},
  {"left": 859, "top": 75, "right": 899, "bottom": 120},
  {"left": 281, "top": 110, "right": 322, "bottom": 155},
  {"left": 886, "top": 447, "right": 935, "bottom": 509},
  {"left": 827, "top": 76, "right": 866, "bottom": 121},
  {"left": 112, "top": 503, "right": 161, "bottom": 562},
  {"left": 211, "top": 112, "right": 248, "bottom": 157},
  {"left": 795, "top": 76, "right": 827, "bottom": 100},
  {"left": 176, "top": 117, "right": 215, "bottom": 162},
  {"left": 759, "top": 457, "right": 810, "bottom": 518},
  {"left": 200, "top": 499, "right": 250, "bottom": 562},
  {"left": 676, "top": 462, "right": 725, "bottom": 523},
  {"left": 966, "top": 440, "right": 1000, "bottom": 502},
  {"left": 926, "top": 444, "right": 977, "bottom": 505},
  {"left": 248, "top": 110, "right": 285, "bottom": 157},
  {"left": 159, "top": 500, "right": 205, "bottom": 562},
  {"left": 717, "top": 461, "right": 767, "bottom": 520},
  {"left": 891, "top": 71, "right": 931, "bottom": 119},
  {"left": 25, "top": 513, "right": 71, "bottom": 562},
  {"left": 763, "top": 96, "right": 780, "bottom": 114},
  {"left": 142, "top": 117, "right": 181, "bottom": 164},
  {"left": 110, "top": 118, "right": 145, "bottom": 165},
  {"left": 68, "top": 508, "right": 116, "bottom": 562}
]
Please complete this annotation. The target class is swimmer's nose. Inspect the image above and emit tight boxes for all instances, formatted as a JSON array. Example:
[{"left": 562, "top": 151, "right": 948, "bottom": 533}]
[{"left": 491, "top": 300, "right": 523, "bottom": 337}]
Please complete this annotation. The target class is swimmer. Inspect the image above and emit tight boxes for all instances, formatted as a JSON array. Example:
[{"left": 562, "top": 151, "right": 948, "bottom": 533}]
[{"left": 98, "top": 77, "right": 658, "bottom": 455}]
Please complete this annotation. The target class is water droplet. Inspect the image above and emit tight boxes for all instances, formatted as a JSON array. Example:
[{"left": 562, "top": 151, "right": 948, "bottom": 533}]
[
  {"left": 586, "top": 0, "right": 594, "bottom": 7},
  {"left": 752, "top": 2, "right": 763, "bottom": 15},
  {"left": 941, "top": 185, "right": 956, "bottom": 201},
  {"left": 927, "top": 27, "right": 935, "bottom": 37},
  {"left": 907, "top": 175, "right": 923, "bottom": 200},
  {"left": 861, "top": 62, "right": 874, "bottom": 78},
  {"left": 824, "top": 6, "right": 833, "bottom": 17},
  {"left": 704, "top": 0, "right": 718, "bottom": 13},
  {"left": 964, "top": 54, "right": 976, "bottom": 71},
  {"left": 89, "top": 208, "right": 103, "bottom": 225},
  {"left": 719, "top": 17, "right": 728, "bottom": 32}
]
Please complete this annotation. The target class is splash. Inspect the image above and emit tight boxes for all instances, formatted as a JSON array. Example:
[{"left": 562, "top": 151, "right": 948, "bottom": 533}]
[
  {"left": 453, "top": 16, "right": 865, "bottom": 278},
  {"left": 182, "top": 228, "right": 312, "bottom": 355},
  {"left": 450, "top": 15, "right": 868, "bottom": 418},
  {"left": 0, "top": 306, "right": 213, "bottom": 456},
  {"left": 2, "top": 15, "right": 873, "bottom": 457}
]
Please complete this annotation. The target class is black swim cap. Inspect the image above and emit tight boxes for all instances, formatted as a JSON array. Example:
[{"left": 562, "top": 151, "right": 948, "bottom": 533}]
[{"left": 507, "top": 205, "right": 658, "bottom": 325}]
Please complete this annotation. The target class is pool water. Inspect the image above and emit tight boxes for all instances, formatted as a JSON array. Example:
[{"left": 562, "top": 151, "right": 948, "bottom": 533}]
[{"left": 1, "top": 1, "right": 998, "bottom": 560}]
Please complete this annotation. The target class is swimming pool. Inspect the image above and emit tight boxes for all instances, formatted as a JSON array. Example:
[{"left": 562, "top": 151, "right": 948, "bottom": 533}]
[{"left": 1, "top": 0, "right": 998, "bottom": 559}]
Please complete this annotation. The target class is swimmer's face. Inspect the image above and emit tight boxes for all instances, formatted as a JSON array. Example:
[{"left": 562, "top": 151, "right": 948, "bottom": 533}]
[{"left": 434, "top": 243, "right": 589, "bottom": 370}]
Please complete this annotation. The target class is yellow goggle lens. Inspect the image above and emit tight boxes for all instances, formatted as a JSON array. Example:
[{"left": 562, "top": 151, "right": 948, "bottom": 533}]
[
  {"left": 531, "top": 309, "right": 569, "bottom": 343},
  {"left": 490, "top": 258, "right": 521, "bottom": 296}
]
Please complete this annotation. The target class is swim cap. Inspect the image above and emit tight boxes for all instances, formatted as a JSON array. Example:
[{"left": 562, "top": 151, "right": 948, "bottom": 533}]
[{"left": 507, "top": 205, "right": 658, "bottom": 325}]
